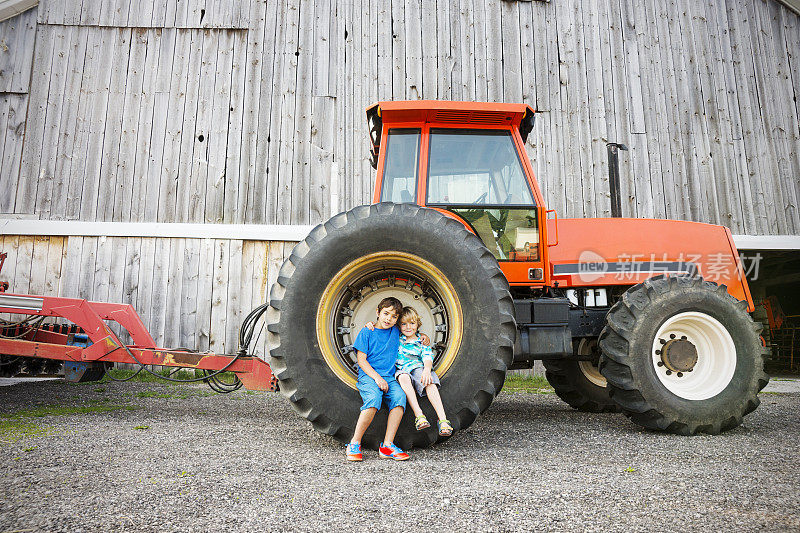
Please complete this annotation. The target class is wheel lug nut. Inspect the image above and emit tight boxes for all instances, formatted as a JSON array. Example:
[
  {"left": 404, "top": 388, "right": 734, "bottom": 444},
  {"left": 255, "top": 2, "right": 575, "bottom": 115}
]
[
  {"left": 677, "top": 372, "right": 683, "bottom": 377},
  {"left": 680, "top": 335, "right": 687, "bottom": 340},
  {"left": 657, "top": 361, "right": 664, "bottom": 366},
  {"left": 666, "top": 370, "right": 672, "bottom": 375},
  {"left": 670, "top": 334, "right": 676, "bottom": 339},
  {"left": 659, "top": 339, "right": 667, "bottom": 345},
  {"left": 655, "top": 350, "right": 661, "bottom": 355}
]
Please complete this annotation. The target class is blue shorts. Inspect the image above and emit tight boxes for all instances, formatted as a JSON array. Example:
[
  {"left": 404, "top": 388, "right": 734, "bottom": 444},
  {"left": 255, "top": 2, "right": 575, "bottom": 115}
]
[{"left": 357, "top": 374, "right": 406, "bottom": 411}]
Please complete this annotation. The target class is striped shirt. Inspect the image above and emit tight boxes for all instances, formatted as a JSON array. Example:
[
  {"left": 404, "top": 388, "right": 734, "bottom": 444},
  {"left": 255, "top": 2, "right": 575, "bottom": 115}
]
[{"left": 395, "top": 333, "right": 434, "bottom": 373}]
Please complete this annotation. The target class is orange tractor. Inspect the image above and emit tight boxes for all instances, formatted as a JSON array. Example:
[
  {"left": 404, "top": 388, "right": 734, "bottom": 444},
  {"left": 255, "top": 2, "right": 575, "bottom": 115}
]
[{"left": 267, "top": 101, "right": 768, "bottom": 448}]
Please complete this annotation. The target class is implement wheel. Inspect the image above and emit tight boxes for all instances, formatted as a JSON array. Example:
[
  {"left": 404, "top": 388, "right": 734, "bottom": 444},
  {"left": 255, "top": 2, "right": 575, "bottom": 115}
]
[
  {"left": 267, "top": 203, "right": 515, "bottom": 449},
  {"left": 599, "top": 276, "right": 769, "bottom": 435},
  {"left": 543, "top": 338, "right": 619, "bottom": 413}
]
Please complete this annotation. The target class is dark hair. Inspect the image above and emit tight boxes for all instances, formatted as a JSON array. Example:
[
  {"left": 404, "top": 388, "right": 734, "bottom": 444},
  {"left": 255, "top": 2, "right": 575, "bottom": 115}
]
[{"left": 377, "top": 297, "right": 403, "bottom": 316}]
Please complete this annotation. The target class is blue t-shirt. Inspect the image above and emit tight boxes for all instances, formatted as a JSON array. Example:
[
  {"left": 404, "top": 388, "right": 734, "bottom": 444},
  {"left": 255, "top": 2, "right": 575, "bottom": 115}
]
[{"left": 352, "top": 325, "right": 400, "bottom": 379}]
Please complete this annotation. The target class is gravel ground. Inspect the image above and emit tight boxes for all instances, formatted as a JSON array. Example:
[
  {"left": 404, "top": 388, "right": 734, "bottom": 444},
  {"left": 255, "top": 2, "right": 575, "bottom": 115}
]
[{"left": 1, "top": 378, "right": 798, "bottom": 532}]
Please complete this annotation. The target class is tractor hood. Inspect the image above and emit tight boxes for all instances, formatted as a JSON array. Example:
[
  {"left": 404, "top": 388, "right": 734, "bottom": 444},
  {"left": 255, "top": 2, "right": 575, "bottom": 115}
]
[{"left": 546, "top": 217, "right": 754, "bottom": 311}]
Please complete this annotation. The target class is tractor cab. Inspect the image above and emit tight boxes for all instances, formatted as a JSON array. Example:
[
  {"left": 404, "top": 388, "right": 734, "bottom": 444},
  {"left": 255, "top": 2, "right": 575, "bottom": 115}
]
[{"left": 366, "top": 101, "right": 551, "bottom": 287}]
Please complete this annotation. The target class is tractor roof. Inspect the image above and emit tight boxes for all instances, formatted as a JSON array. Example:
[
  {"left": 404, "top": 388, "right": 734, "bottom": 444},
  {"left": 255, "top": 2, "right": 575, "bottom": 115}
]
[
  {"left": 365, "top": 100, "right": 536, "bottom": 168},
  {"left": 368, "top": 100, "right": 533, "bottom": 125}
]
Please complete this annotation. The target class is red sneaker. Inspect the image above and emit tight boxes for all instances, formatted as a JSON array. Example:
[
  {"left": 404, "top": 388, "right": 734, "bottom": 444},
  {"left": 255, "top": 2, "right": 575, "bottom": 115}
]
[
  {"left": 346, "top": 442, "right": 362, "bottom": 461},
  {"left": 378, "top": 442, "right": 410, "bottom": 461}
]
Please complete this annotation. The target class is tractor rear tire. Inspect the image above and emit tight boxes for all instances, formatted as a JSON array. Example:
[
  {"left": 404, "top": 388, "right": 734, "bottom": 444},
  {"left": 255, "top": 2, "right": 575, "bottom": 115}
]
[
  {"left": 598, "top": 275, "right": 769, "bottom": 435},
  {"left": 266, "top": 203, "right": 515, "bottom": 449},
  {"left": 543, "top": 338, "right": 619, "bottom": 413}
]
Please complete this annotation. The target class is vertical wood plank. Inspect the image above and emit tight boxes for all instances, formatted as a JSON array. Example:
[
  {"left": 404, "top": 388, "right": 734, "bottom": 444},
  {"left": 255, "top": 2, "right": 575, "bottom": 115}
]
[
  {"left": 157, "top": 28, "right": 190, "bottom": 222},
  {"left": 149, "top": 237, "right": 170, "bottom": 347},
  {"left": 142, "top": 28, "right": 176, "bottom": 222},
  {"left": 15, "top": 25, "right": 56, "bottom": 214},
  {"left": 59, "top": 236, "right": 82, "bottom": 298},
  {"left": 111, "top": 28, "right": 147, "bottom": 221},
  {"left": 225, "top": 239, "right": 243, "bottom": 352},
  {"left": 95, "top": 29, "right": 133, "bottom": 221},
  {"left": 264, "top": 0, "right": 287, "bottom": 221},
  {"left": 0, "top": 94, "right": 28, "bottom": 212},
  {"left": 204, "top": 30, "right": 234, "bottom": 223},
  {"left": 28, "top": 236, "right": 49, "bottom": 296},
  {"left": 237, "top": 0, "right": 267, "bottom": 224},
  {"left": 119, "top": 236, "right": 141, "bottom": 344},
  {"left": 79, "top": 28, "right": 117, "bottom": 222},
  {"left": 289, "top": 2, "right": 314, "bottom": 224},
  {"left": 209, "top": 239, "right": 230, "bottom": 353},
  {"left": 223, "top": 30, "right": 247, "bottom": 223},
  {"left": 195, "top": 237, "right": 215, "bottom": 351},
  {"left": 500, "top": 0, "right": 522, "bottom": 103},
  {"left": 136, "top": 237, "right": 157, "bottom": 339},
  {"left": 126, "top": 29, "right": 162, "bottom": 222},
  {"left": 77, "top": 237, "right": 97, "bottom": 301},
  {"left": 44, "top": 237, "right": 65, "bottom": 297},
  {"left": 165, "top": 237, "right": 185, "bottom": 347},
  {"left": 188, "top": 30, "right": 217, "bottom": 223},
  {"left": 276, "top": 0, "right": 300, "bottom": 224},
  {"left": 34, "top": 26, "right": 71, "bottom": 220},
  {"left": 180, "top": 238, "right": 201, "bottom": 350},
  {"left": 93, "top": 235, "right": 113, "bottom": 304},
  {"left": 485, "top": 0, "right": 503, "bottom": 101}
]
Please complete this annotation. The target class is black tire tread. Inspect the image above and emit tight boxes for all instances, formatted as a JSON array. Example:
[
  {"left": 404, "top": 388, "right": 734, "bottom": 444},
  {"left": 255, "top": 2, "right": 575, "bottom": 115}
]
[
  {"left": 543, "top": 356, "right": 620, "bottom": 413},
  {"left": 598, "top": 275, "right": 769, "bottom": 435},
  {"left": 266, "top": 203, "right": 515, "bottom": 448}
]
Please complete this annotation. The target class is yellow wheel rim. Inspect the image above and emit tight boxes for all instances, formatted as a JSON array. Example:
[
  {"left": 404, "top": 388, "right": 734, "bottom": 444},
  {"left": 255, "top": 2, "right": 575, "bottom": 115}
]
[{"left": 315, "top": 251, "right": 463, "bottom": 390}]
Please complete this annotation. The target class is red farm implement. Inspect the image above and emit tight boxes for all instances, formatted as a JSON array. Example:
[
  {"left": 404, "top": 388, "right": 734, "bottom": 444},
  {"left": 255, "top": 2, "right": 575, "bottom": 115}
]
[{"left": 0, "top": 253, "right": 276, "bottom": 391}]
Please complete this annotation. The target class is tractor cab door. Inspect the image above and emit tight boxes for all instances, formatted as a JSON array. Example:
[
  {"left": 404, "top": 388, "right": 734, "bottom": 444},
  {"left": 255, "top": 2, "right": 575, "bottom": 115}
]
[{"left": 422, "top": 128, "right": 545, "bottom": 284}]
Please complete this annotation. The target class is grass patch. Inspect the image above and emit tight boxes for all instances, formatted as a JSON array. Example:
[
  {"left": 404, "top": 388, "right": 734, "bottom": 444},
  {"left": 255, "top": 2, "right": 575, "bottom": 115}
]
[
  {"left": 1, "top": 402, "right": 138, "bottom": 445},
  {"left": 0, "top": 419, "right": 49, "bottom": 444},
  {"left": 760, "top": 391, "right": 786, "bottom": 396},
  {"left": 133, "top": 425, "right": 149, "bottom": 431},
  {"left": 503, "top": 374, "right": 553, "bottom": 394}
]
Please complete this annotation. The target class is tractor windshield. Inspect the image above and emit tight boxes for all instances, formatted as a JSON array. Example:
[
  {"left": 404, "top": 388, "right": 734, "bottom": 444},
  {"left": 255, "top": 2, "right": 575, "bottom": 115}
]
[
  {"left": 426, "top": 129, "right": 540, "bottom": 262},
  {"left": 426, "top": 129, "right": 534, "bottom": 207}
]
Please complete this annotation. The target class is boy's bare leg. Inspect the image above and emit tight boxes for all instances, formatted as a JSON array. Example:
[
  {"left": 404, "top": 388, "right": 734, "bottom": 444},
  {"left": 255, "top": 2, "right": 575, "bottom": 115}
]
[
  {"left": 383, "top": 406, "right": 404, "bottom": 445},
  {"left": 397, "top": 374, "right": 424, "bottom": 417},
  {"left": 425, "top": 384, "right": 448, "bottom": 421},
  {"left": 351, "top": 407, "right": 377, "bottom": 444}
]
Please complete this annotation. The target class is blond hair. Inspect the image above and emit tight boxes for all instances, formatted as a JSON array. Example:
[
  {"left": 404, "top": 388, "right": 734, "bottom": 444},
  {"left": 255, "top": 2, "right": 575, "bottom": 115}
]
[{"left": 399, "top": 306, "right": 422, "bottom": 328}]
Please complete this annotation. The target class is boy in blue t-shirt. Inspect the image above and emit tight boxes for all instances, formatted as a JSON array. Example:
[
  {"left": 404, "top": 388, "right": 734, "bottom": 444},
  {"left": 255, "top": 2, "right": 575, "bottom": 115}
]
[{"left": 346, "top": 297, "right": 410, "bottom": 462}]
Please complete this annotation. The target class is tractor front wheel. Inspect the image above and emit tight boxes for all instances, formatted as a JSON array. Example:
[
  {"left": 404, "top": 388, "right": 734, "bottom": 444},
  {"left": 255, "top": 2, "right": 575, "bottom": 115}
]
[{"left": 598, "top": 276, "right": 769, "bottom": 435}]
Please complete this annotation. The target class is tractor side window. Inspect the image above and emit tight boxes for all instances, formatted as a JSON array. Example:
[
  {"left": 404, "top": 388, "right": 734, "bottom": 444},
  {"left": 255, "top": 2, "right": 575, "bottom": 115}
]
[
  {"left": 426, "top": 129, "right": 535, "bottom": 207},
  {"left": 380, "top": 129, "right": 421, "bottom": 203}
]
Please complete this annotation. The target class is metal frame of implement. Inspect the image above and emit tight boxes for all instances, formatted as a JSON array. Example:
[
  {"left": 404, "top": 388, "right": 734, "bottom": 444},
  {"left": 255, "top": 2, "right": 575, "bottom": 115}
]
[{"left": 0, "top": 289, "right": 277, "bottom": 391}]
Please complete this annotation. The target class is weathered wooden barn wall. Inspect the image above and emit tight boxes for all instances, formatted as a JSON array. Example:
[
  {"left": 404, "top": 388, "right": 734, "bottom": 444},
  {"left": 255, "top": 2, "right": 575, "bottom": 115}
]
[
  {"left": 3, "top": 0, "right": 800, "bottom": 231},
  {"left": 1, "top": 0, "right": 800, "bottom": 352}
]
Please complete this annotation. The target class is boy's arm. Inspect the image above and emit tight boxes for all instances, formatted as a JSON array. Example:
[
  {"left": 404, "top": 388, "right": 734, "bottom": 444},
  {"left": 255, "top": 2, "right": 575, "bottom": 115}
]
[{"left": 356, "top": 350, "right": 388, "bottom": 392}]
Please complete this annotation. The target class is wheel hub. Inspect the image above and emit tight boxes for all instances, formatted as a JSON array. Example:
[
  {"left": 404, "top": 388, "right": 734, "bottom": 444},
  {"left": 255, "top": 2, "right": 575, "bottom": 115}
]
[
  {"left": 650, "top": 311, "right": 737, "bottom": 400},
  {"left": 660, "top": 338, "right": 698, "bottom": 373},
  {"left": 316, "top": 251, "right": 463, "bottom": 390}
]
